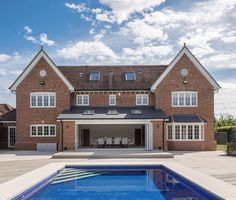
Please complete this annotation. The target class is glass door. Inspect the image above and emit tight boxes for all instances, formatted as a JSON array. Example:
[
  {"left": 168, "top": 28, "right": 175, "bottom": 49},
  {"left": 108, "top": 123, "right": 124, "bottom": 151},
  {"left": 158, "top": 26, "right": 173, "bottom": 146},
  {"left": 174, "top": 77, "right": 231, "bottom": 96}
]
[{"left": 8, "top": 126, "right": 16, "bottom": 148}]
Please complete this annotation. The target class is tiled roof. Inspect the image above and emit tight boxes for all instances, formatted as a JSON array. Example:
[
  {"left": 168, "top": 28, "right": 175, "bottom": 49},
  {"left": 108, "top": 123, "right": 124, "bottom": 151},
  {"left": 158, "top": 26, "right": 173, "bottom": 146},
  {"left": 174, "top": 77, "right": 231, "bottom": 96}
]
[
  {"left": 168, "top": 114, "right": 207, "bottom": 123},
  {"left": 58, "top": 106, "right": 168, "bottom": 120},
  {"left": 0, "top": 109, "right": 16, "bottom": 122},
  {"left": 58, "top": 65, "right": 167, "bottom": 90},
  {"left": 0, "top": 104, "right": 14, "bottom": 116}
]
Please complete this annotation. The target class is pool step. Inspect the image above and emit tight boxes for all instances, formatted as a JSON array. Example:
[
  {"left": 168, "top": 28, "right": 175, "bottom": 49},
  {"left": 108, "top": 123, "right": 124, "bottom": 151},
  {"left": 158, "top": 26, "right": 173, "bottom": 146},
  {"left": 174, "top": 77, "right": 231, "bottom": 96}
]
[{"left": 51, "top": 169, "right": 107, "bottom": 185}]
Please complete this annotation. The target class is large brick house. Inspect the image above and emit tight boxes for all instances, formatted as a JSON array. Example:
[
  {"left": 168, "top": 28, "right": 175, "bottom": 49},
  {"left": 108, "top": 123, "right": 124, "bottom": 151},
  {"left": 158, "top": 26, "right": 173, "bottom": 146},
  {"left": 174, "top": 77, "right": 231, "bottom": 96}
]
[{"left": 7, "top": 45, "right": 220, "bottom": 151}]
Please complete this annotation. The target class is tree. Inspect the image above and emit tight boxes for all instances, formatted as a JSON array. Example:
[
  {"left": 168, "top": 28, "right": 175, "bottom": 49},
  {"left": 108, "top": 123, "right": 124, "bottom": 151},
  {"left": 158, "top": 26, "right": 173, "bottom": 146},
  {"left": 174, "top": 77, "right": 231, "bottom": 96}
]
[{"left": 215, "top": 114, "right": 236, "bottom": 129}]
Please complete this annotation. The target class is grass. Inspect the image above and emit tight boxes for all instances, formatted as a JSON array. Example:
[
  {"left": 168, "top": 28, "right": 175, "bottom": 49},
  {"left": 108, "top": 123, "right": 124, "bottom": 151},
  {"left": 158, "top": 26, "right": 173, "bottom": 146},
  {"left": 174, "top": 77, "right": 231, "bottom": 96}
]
[{"left": 216, "top": 145, "right": 227, "bottom": 151}]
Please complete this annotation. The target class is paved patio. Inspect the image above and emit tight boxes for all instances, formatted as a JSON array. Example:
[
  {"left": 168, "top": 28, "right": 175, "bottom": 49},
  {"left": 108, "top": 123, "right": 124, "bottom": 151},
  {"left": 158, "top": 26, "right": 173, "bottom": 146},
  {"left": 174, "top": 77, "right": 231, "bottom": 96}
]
[{"left": 0, "top": 150, "right": 236, "bottom": 187}]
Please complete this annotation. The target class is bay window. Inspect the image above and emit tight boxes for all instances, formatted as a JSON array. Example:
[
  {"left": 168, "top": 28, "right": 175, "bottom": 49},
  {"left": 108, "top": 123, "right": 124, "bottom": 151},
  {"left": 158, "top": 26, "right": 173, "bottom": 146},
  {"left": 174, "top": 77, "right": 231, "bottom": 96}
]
[{"left": 166, "top": 124, "right": 204, "bottom": 141}]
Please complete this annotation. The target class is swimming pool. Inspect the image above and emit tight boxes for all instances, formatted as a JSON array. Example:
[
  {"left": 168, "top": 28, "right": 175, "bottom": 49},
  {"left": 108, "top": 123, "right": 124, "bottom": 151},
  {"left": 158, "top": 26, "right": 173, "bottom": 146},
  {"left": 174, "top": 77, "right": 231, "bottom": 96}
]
[{"left": 13, "top": 165, "right": 222, "bottom": 200}]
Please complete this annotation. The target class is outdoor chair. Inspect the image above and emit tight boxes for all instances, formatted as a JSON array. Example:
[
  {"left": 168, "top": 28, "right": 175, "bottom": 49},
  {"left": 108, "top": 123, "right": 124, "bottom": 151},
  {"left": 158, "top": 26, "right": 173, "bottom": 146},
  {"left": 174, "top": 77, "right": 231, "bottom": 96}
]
[
  {"left": 98, "top": 138, "right": 104, "bottom": 148},
  {"left": 122, "top": 137, "right": 128, "bottom": 148}
]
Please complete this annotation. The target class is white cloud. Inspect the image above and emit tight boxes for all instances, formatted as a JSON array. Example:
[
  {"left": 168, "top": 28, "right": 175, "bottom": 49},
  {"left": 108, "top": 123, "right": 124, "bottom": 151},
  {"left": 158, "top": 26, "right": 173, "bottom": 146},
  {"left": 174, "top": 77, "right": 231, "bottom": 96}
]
[
  {"left": 99, "top": 0, "right": 165, "bottom": 24},
  {"left": 65, "top": 2, "right": 89, "bottom": 12},
  {"left": 23, "top": 26, "right": 32, "bottom": 34},
  {"left": 39, "top": 33, "right": 55, "bottom": 46},
  {"left": 123, "top": 20, "right": 168, "bottom": 45},
  {"left": 215, "top": 81, "right": 236, "bottom": 117},
  {"left": 0, "top": 54, "right": 11, "bottom": 63},
  {"left": 23, "top": 26, "right": 55, "bottom": 46},
  {"left": 58, "top": 40, "right": 118, "bottom": 63}
]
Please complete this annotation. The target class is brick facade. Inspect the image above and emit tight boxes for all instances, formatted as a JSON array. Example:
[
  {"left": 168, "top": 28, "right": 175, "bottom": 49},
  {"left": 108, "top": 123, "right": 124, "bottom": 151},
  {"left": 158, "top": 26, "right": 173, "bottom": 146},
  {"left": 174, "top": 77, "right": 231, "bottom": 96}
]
[
  {"left": 155, "top": 54, "right": 216, "bottom": 150},
  {"left": 10, "top": 47, "right": 219, "bottom": 151},
  {"left": 15, "top": 57, "right": 70, "bottom": 150}
]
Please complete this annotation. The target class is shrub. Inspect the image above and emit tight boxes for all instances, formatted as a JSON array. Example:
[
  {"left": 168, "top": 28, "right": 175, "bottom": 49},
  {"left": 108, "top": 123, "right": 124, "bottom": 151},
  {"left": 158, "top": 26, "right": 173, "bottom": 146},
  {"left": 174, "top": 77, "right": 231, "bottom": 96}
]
[{"left": 226, "top": 143, "right": 236, "bottom": 156}]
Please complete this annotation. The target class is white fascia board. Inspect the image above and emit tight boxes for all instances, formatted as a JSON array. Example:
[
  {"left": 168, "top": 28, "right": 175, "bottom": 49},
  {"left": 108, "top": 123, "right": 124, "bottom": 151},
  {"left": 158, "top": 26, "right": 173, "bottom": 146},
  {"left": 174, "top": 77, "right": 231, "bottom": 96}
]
[
  {"left": 9, "top": 50, "right": 74, "bottom": 91},
  {"left": 150, "top": 47, "right": 221, "bottom": 92}
]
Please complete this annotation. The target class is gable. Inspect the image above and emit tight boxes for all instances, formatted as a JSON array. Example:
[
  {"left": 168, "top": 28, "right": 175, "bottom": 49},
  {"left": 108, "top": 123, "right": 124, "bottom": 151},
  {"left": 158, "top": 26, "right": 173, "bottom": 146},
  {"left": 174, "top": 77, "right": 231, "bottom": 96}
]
[
  {"left": 9, "top": 49, "right": 74, "bottom": 91},
  {"left": 150, "top": 46, "right": 221, "bottom": 91}
]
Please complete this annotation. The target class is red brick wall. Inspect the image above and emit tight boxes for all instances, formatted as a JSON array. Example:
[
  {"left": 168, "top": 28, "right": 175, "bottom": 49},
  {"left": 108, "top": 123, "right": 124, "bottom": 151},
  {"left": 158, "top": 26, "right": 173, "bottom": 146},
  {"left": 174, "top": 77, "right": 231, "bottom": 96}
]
[
  {"left": 155, "top": 54, "right": 216, "bottom": 150},
  {"left": 71, "top": 92, "right": 155, "bottom": 107},
  {"left": 15, "top": 57, "right": 71, "bottom": 150},
  {"left": 152, "top": 121, "right": 167, "bottom": 150},
  {"left": 62, "top": 121, "right": 75, "bottom": 150}
]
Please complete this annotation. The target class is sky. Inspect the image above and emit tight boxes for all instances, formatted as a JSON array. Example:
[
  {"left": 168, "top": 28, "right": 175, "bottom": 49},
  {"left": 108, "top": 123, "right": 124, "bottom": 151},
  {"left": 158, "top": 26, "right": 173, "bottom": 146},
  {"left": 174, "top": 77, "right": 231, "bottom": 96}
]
[{"left": 0, "top": 0, "right": 235, "bottom": 117}]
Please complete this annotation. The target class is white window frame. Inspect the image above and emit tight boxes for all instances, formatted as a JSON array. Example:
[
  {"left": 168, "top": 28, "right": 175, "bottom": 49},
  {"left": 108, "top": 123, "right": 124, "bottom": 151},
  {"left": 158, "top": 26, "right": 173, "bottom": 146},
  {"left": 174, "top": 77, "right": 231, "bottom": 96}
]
[
  {"left": 125, "top": 72, "right": 136, "bottom": 81},
  {"left": 30, "top": 124, "right": 56, "bottom": 137},
  {"left": 136, "top": 94, "right": 149, "bottom": 106},
  {"left": 172, "top": 91, "right": 198, "bottom": 107},
  {"left": 8, "top": 126, "right": 16, "bottom": 148},
  {"left": 166, "top": 123, "right": 204, "bottom": 141},
  {"left": 89, "top": 72, "right": 100, "bottom": 81},
  {"left": 77, "top": 95, "right": 89, "bottom": 106},
  {"left": 109, "top": 94, "right": 116, "bottom": 106},
  {"left": 30, "top": 92, "right": 56, "bottom": 108}
]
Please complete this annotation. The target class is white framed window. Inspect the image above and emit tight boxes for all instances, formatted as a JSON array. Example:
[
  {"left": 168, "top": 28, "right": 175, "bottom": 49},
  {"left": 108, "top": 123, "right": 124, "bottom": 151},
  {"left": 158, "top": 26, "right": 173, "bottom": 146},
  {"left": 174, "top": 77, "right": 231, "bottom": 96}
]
[
  {"left": 172, "top": 91, "right": 197, "bottom": 107},
  {"left": 166, "top": 124, "right": 204, "bottom": 141},
  {"left": 167, "top": 125, "right": 173, "bottom": 140},
  {"left": 30, "top": 92, "right": 56, "bottom": 108},
  {"left": 125, "top": 72, "right": 136, "bottom": 80},
  {"left": 77, "top": 95, "right": 89, "bottom": 106},
  {"left": 90, "top": 72, "right": 100, "bottom": 80},
  {"left": 109, "top": 95, "right": 116, "bottom": 106},
  {"left": 136, "top": 94, "right": 149, "bottom": 105},
  {"left": 30, "top": 125, "right": 56, "bottom": 137}
]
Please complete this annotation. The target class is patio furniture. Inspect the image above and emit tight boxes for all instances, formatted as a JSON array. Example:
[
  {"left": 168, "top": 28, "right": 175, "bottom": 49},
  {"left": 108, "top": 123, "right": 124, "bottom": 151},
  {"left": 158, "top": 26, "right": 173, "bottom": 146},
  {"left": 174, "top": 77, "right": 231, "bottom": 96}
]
[
  {"left": 106, "top": 137, "right": 112, "bottom": 148},
  {"left": 98, "top": 138, "right": 104, "bottom": 148},
  {"left": 128, "top": 138, "right": 135, "bottom": 148},
  {"left": 122, "top": 137, "right": 128, "bottom": 148},
  {"left": 114, "top": 137, "right": 121, "bottom": 147}
]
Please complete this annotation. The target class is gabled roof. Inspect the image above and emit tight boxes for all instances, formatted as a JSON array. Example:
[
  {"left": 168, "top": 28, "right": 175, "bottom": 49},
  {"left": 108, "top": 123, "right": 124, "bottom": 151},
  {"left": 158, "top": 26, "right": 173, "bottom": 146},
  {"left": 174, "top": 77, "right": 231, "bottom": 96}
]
[
  {"left": 9, "top": 48, "right": 74, "bottom": 91},
  {"left": 58, "top": 106, "right": 168, "bottom": 120},
  {"left": 151, "top": 46, "right": 221, "bottom": 91},
  {"left": 0, "top": 104, "right": 14, "bottom": 116},
  {"left": 0, "top": 109, "right": 16, "bottom": 123},
  {"left": 58, "top": 65, "right": 167, "bottom": 90}
]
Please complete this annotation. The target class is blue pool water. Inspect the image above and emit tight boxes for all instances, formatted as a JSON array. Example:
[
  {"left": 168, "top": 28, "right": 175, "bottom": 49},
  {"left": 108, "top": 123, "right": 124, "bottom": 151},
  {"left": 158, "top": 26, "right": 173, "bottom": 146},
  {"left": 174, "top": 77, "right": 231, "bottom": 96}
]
[{"left": 15, "top": 165, "right": 222, "bottom": 200}]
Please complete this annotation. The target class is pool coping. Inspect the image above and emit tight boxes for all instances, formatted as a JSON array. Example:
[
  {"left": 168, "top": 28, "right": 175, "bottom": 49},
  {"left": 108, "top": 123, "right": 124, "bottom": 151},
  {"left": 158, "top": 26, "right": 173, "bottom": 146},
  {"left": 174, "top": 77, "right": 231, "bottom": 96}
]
[{"left": 1, "top": 161, "right": 236, "bottom": 200}]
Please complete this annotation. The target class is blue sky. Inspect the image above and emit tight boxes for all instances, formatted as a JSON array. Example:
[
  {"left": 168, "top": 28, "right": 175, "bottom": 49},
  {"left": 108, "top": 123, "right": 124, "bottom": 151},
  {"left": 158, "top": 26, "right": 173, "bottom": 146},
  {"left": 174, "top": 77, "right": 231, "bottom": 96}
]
[{"left": 0, "top": 0, "right": 236, "bottom": 116}]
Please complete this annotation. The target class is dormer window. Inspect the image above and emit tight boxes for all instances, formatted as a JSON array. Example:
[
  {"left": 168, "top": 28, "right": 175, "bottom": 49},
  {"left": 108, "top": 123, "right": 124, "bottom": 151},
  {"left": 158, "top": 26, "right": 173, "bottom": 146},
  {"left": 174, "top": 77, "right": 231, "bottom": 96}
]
[
  {"left": 90, "top": 72, "right": 100, "bottom": 80},
  {"left": 83, "top": 109, "right": 95, "bottom": 115},
  {"left": 125, "top": 72, "right": 136, "bottom": 80}
]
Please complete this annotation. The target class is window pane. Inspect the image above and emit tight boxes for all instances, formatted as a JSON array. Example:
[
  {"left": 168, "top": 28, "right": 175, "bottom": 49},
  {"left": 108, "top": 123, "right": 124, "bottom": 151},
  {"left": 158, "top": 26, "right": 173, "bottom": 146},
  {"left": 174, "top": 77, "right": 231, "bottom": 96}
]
[
  {"left": 185, "top": 93, "right": 191, "bottom": 106},
  {"left": 168, "top": 126, "right": 172, "bottom": 140},
  {"left": 31, "top": 126, "right": 37, "bottom": 135},
  {"left": 50, "top": 126, "right": 55, "bottom": 136},
  {"left": 109, "top": 95, "right": 116, "bottom": 105},
  {"left": 31, "top": 95, "right": 37, "bottom": 107},
  {"left": 50, "top": 95, "right": 55, "bottom": 106},
  {"left": 38, "top": 95, "right": 43, "bottom": 106},
  {"left": 125, "top": 72, "right": 135, "bottom": 80},
  {"left": 192, "top": 93, "right": 197, "bottom": 106},
  {"left": 77, "top": 96, "right": 83, "bottom": 105},
  {"left": 44, "top": 126, "right": 49, "bottom": 135},
  {"left": 90, "top": 72, "right": 100, "bottom": 80},
  {"left": 38, "top": 126, "right": 43, "bottom": 135},
  {"left": 194, "top": 125, "right": 199, "bottom": 139},
  {"left": 44, "top": 95, "right": 49, "bottom": 106},
  {"left": 137, "top": 95, "right": 142, "bottom": 105},
  {"left": 175, "top": 125, "right": 180, "bottom": 140},
  {"left": 179, "top": 93, "right": 184, "bottom": 106},
  {"left": 143, "top": 95, "right": 148, "bottom": 105},
  {"left": 188, "top": 125, "right": 193, "bottom": 139},
  {"left": 83, "top": 96, "right": 88, "bottom": 105},
  {"left": 181, "top": 125, "right": 187, "bottom": 139},
  {"left": 173, "top": 93, "right": 178, "bottom": 106}
]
